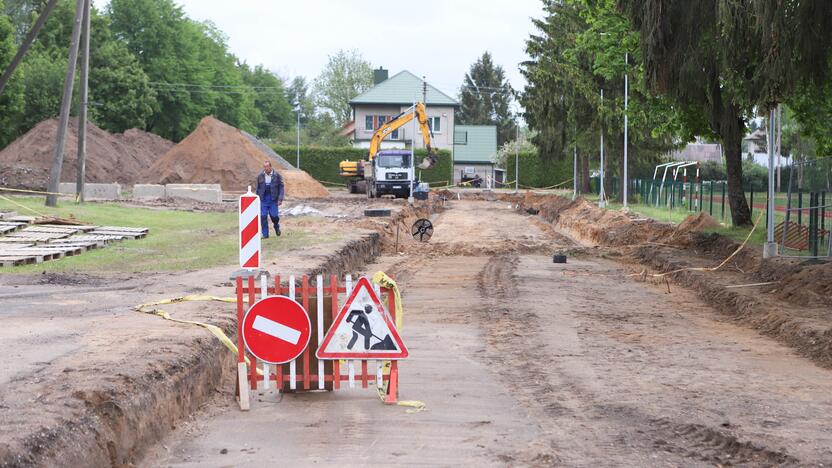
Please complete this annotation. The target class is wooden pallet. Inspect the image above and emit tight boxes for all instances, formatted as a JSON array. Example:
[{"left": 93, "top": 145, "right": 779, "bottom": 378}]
[
  {"left": 24, "top": 245, "right": 85, "bottom": 256},
  {"left": 88, "top": 230, "right": 146, "bottom": 240},
  {"left": 6, "top": 231, "right": 72, "bottom": 241},
  {"left": 23, "top": 226, "right": 87, "bottom": 235},
  {"left": 0, "top": 225, "right": 19, "bottom": 235},
  {"left": 53, "top": 234, "right": 124, "bottom": 243},
  {"left": 4, "top": 215, "right": 35, "bottom": 224},
  {"left": 0, "top": 237, "right": 41, "bottom": 244},
  {"left": 94, "top": 226, "right": 149, "bottom": 234},
  {"left": 37, "top": 224, "right": 97, "bottom": 232},
  {"left": 0, "top": 248, "right": 64, "bottom": 261},
  {"left": 46, "top": 240, "right": 104, "bottom": 251},
  {"left": 0, "top": 255, "right": 40, "bottom": 266}
]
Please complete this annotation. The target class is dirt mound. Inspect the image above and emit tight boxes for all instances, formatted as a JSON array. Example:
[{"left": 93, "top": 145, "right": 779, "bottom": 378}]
[
  {"left": 677, "top": 212, "right": 721, "bottom": 233},
  {"left": 0, "top": 119, "right": 172, "bottom": 190},
  {"left": 141, "top": 116, "right": 329, "bottom": 198}
]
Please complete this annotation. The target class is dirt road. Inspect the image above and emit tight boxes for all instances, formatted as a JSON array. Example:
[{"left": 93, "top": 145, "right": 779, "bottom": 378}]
[{"left": 145, "top": 200, "right": 832, "bottom": 466}]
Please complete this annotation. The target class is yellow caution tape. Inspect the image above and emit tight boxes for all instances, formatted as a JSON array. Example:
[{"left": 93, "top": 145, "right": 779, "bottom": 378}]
[
  {"left": 0, "top": 186, "right": 71, "bottom": 196},
  {"left": 0, "top": 194, "right": 49, "bottom": 217},
  {"left": 371, "top": 272, "right": 426, "bottom": 412},
  {"left": 372, "top": 271, "right": 403, "bottom": 330},
  {"left": 134, "top": 295, "right": 263, "bottom": 375},
  {"left": 518, "top": 178, "right": 573, "bottom": 190}
]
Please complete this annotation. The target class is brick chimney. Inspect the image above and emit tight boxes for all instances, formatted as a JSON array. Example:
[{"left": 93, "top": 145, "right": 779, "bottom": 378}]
[{"left": 373, "top": 67, "right": 388, "bottom": 85}]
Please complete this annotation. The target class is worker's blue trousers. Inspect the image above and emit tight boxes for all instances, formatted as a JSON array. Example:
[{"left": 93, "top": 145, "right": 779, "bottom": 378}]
[{"left": 261, "top": 194, "right": 280, "bottom": 237}]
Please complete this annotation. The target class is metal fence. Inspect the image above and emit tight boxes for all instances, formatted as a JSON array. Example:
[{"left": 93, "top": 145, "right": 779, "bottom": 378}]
[{"left": 627, "top": 163, "right": 831, "bottom": 257}]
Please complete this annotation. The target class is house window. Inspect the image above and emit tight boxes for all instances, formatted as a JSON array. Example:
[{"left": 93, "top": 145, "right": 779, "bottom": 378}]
[
  {"left": 377, "top": 115, "right": 387, "bottom": 129},
  {"left": 365, "top": 115, "right": 373, "bottom": 131},
  {"left": 428, "top": 117, "right": 441, "bottom": 133}
]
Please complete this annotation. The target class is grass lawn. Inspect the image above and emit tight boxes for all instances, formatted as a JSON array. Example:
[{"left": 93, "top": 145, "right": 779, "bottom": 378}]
[{"left": 0, "top": 197, "right": 339, "bottom": 273}]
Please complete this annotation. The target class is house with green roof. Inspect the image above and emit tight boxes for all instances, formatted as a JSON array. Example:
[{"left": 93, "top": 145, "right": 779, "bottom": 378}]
[
  {"left": 453, "top": 125, "right": 504, "bottom": 185},
  {"left": 347, "top": 68, "right": 459, "bottom": 151}
]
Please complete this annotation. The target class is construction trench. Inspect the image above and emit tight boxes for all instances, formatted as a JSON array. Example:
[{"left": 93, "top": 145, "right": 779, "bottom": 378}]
[{"left": 2, "top": 193, "right": 832, "bottom": 466}]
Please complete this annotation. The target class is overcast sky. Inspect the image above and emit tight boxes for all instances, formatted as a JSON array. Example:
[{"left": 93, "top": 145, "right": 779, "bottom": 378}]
[{"left": 94, "top": 0, "right": 543, "bottom": 99}]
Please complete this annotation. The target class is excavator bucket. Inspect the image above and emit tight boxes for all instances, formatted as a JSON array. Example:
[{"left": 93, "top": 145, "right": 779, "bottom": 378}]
[{"left": 417, "top": 153, "right": 437, "bottom": 170}]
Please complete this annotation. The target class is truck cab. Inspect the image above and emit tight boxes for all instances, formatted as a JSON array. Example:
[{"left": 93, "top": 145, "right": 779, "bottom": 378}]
[{"left": 367, "top": 150, "right": 415, "bottom": 198}]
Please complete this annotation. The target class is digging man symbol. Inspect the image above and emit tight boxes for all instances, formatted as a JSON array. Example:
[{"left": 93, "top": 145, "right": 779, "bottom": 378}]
[
  {"left": 346, "top": 304, "right": 397, "bottom": 350},
  {"left": 256, "top": 160, "right": 284, "bottom": 238}
]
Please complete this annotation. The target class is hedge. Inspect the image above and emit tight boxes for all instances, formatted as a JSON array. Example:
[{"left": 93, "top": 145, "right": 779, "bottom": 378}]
[
  {"left": 502, "top": 151, "right": 574, "bottom": 188},
  {"left": 271, "top": 146, "right": 453, "bottom": 186}
]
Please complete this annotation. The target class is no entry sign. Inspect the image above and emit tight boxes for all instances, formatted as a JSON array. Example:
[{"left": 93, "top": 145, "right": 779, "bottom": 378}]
[{"left": 242, "top": 296, "right": 311, "bottom": 364}]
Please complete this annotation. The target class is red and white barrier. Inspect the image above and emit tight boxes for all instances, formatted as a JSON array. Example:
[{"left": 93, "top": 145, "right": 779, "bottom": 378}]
[
  {"left": 234, "top": 273, "right": 402, "bottom": 409},
  {"left": 239, "top": 188, "right": 260, "bottom": 269}
]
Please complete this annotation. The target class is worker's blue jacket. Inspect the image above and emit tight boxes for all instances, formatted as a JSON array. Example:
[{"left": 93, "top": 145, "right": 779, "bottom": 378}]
[{"left": 256, "top": 170, "right": 284, "bottom": 203}]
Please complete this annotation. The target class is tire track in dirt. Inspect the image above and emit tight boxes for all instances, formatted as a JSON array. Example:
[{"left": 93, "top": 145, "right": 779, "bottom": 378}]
[{"left": 475, "top": 254, "right": 801, "bottom": 467}]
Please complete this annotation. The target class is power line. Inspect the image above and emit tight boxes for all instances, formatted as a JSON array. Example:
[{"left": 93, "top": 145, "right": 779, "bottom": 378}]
[{"left": 148, "top": 81, "right": 287, "bottom": 90}]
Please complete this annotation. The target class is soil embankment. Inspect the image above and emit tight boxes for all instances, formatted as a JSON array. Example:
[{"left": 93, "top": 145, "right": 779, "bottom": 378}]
[
  {"left": 0, "top": 119, "right": 173, "bottom": 190},
  {"left": 513, "top": 193, "right": 832, "bottom": 368},
  {"left": 141, "top": 117, "right": 329, "bottom": 198}
]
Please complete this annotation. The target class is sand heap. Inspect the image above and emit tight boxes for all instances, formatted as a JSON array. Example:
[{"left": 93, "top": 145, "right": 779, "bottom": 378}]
[
  {"left": 677, "top": 212, "right": 721, "bottom": 233},
  {"left": 0, "top": 119, "right": 173, "bottom": 190},
  {"left": 141, "top": 116, "right": 329, "bottom": 198}
]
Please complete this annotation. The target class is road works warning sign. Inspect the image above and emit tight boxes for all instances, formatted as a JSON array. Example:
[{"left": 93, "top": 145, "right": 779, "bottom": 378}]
[{"left": 317, "top": 276, "right": 408, "bottom": 360}]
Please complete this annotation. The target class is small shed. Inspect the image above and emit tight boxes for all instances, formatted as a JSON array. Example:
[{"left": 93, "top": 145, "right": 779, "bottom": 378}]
[{"left": 453, "top": 125, "right": 503, "bottom": 186}]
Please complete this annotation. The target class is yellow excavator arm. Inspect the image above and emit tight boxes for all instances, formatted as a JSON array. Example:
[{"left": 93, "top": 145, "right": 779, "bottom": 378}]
[
  {"left": 339, "top": 102, "right": 438, "bottom": 179},
  {"left": 367, "top": 102, "right": 437, "bottom": 169}
]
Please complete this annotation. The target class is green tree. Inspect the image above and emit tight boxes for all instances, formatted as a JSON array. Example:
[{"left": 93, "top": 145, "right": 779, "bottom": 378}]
[
  {"left": 286, "top": 76, "right": 314, "bottom": 125},
  {"left": 619, "top": 0, "right": 832, "bottom": 226},
  {"left": 458, "top": 51, "right": 516, "bottom": 146},
  {"left": 522, "top": 0, "right": 679, "bottom": 198},
  {"left": 240, "top": 64, "right": 293, "bottom": 139},
  {"left": 0, "top": 0, "right": 25, "bottom": 146},
  {"left": 13, "top": 0, "right": 156, "bottom": 135},
  {"left": 313, "top": 49, "right": 372, "bottom": 126},
  {"left": 109, "top": 0, "right": 215, "bottom": 140}
]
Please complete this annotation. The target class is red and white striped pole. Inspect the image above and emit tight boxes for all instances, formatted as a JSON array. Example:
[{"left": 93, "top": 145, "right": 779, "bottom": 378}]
[{"left": 239, "top": 187, "right": 261, "bottom": 269}]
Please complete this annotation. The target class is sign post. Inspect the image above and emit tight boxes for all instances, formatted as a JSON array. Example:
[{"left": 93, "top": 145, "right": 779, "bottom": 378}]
[{"left": 239, "top": 187, "right": 260, "bottom": 269}]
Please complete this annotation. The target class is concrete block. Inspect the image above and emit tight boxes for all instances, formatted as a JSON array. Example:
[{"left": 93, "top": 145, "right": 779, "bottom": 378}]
[
  {"left": 164, "top": 184, "right": 223, "bottom": 203},
  {"left": 59, "top": 182, "right": 122, "bottom": 200},
  {"left": 132, "top": 184, "right": 166, "bottom": 200}
]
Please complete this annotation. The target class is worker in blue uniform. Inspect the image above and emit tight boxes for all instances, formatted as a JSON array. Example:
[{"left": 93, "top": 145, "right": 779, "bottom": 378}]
[{"left": 255, "top": 160, "right": 284, "bottom": 238}]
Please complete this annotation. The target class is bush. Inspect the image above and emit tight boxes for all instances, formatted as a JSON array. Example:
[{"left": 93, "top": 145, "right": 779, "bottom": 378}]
[
  {"left": 270, "top": 146, "right": 453, "bottom": 185},
  {"left": 502, "top": 151, "right": 573, "bottom": 188}
]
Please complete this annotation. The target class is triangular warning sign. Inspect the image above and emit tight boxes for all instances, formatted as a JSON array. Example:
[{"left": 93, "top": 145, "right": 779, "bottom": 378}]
[{"left": 317, "top": 276, "right": 408, "bottom": 360}]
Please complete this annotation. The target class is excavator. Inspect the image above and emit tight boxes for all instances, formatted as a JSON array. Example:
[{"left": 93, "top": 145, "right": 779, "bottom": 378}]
[{"left": 339, "top": 102, "right": 438, "bottom": 198}]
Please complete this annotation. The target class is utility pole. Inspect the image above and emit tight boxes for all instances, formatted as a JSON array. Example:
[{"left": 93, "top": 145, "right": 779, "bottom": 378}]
[
  {"left": 295, "top": 105, "right": 300, "bottom": 169},
  {"left": 776, "top": 104, "right": 782, "bottom": 192},
  {"left": 76, "top": 0, "right": 91, "bottom": 203},
  {"left": 763, "top": 107, "right": 777, "bottom": 258},
  {"left": 623, "top": 52, "right": 629, "bottom": 208},
  {"left": 572, "top": 142, "right": 577, "bottom": 201},
  {"left": 515, "top": 121, "right": 519, "bottom": 194},
  {"left": 598, "top": 88, "right": 606, "bottom": 208},
  {"left": 0, "top": 0, "right": 60, "bottom": 96},
  {"left": 46, "top": 0, "right": 85, "bottom": 207},
  {"left": 422, "top": 76, "right": 427, "bottom": 104}
]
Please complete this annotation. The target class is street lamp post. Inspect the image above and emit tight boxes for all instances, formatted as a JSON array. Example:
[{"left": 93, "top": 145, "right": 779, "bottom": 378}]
[
  {"left": 295, "top": 105, "right": 301, "bottom": 169},
  {"left": 623, "top": 52, "right": 629, "bottom": 208},
  {"left": 763, "top": 107, "right": 778, "bottom": 258},
  {"left": 598, "top": 88, "right": 606, "bottom": 208}
]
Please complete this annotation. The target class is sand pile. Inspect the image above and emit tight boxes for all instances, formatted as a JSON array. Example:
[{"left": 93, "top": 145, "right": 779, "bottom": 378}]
[
  {"left": 141, "top": 116, "right": 329, "bottom": 198},
  {"left": 677, "top": 212, "right": 721, "bottom": 233},
  {"left": 0, "top": 119, "right": 173, "bottom": 190}
]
